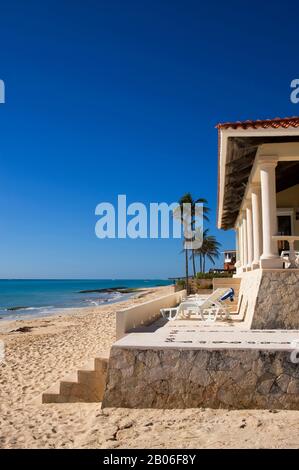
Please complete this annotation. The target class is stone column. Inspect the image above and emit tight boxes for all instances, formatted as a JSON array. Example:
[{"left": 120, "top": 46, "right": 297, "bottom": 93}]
[
  {"left": 251, "top": 183, "right": 263, "bottom": 269},
  {"left": 259, "top": 159, "right": 282, "bottom": 268},
  {"left": 246, "top": 202, "right": 253, "bottom": 269}
]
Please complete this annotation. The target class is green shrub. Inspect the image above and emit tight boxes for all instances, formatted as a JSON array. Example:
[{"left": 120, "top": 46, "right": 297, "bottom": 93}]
[{"left": 196, "top": 272, "right": 233, "bottom": 279}]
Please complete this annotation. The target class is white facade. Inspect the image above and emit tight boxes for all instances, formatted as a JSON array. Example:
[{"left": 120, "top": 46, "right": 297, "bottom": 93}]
[{"left": 217, "top": 120, "right": 299, "bottom": 274}]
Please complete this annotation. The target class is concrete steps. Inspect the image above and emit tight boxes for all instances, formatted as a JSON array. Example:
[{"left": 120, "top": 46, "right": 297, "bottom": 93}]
[{"left": 42, "top": 352, "right": 109, "bottom": 404}]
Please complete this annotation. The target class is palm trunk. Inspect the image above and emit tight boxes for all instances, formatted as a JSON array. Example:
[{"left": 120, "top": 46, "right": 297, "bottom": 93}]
[
  {"left": 203, "top": 255, "right": 206, "bottom": 273},
  {"left": 199, "top": 254, "right": 203, "bottom": 273},
  {"left": 192, "top": 250, "right": 196, "bottom": 277},
  {"left": 185, "top": 248, "right": 189, "bottom": 294}
]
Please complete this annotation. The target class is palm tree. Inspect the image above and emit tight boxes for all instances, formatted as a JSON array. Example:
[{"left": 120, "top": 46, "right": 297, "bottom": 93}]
[
  {"left": 175, "top": 193, "right": 210, "bottom": 292},
  {"left": 195, "top": 229, "right": 221, "bottom": 273}
]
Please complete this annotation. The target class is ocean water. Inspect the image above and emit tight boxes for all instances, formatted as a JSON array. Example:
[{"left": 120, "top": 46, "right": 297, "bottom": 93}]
[{"left": 0, "top": 279, "right": 173, "bottom": 321}]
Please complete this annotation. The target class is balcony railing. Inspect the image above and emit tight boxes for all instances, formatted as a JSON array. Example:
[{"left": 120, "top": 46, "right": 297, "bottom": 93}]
[{"left": 272, "top": 236, "right": 299, "bottom": 269}]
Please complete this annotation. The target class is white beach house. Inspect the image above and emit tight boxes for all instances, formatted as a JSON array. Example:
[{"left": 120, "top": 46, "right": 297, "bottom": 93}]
[
  {"left": 217, "top": 117, "right": 299, "bottom": 328},
  {"left": 217, "top": 116, "right": 299, "bottom": 270}
]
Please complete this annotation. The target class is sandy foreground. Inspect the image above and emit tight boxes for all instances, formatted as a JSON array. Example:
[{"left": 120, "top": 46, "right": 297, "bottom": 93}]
[{"left": 1, "top": 285, "right": 299, "bottom": 449}]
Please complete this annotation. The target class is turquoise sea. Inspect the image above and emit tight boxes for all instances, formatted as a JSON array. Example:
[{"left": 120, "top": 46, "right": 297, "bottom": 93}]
[{"left": 0, "top": 279, "right": 173, "bottom": 321}]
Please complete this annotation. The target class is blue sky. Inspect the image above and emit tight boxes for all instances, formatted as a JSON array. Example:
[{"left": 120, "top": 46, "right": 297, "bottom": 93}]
[{"left": 0, "top": 0, "right": 299, "bottom": 279}]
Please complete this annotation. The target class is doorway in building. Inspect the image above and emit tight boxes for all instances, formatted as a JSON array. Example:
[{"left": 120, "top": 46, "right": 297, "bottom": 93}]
[{"left": 277, "top": 214, "right": 292, "bottom": 253}]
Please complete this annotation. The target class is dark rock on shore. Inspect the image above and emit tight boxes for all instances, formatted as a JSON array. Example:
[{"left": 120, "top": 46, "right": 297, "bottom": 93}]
[
  {"left": 6, "top": 306, "right": 29, "bottom": 311},
  {"left": 11, "top": 326, "right": 33, "bottom": 333},
  {"left": 78, "top": 287, "right": 140, "bottom": 294}
]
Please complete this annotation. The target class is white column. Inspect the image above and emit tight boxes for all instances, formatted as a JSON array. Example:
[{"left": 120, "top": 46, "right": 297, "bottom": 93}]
[
  {"left": 239, "top": 220, "right": 244, "bottom": 268},
  {"left": 235, "top": 228, "right": 239, "bottom": 262},
  {"left": 242, "top": 212, "right": 248, "bottom": 270},
  {"left": 235, "top": 222, "right": 243, "bottom": 275},
  {"left": 259, "top": 159, "right": 283, "bottom": 268},
  {"left": 251, "top": 184, "right": 263, "bottom": 269},
  {"left": 246, "top": 202, "right": 253, "bottom": 269}
]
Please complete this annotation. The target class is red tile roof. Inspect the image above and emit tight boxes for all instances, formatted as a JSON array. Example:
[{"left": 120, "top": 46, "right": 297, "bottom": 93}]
[{"left": 216, "top": 116, "right": 299, "bottom": 130}]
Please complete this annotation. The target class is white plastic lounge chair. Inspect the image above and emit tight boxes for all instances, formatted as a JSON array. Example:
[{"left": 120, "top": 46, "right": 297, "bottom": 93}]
[
  {"left": 160, "top": 293, "right": 208, "bottom": 320},
  {"left": 160, "top": 295, "right": 207, "bottom": 321},
  {"left": 281, "top": 250, "right": 299, "bottom": 268},
  {"left": 183, "top": 294, "right": 206, "bottom": 302},
  {"left": 175, "top": 300, "right": 206, "bottom": 320},
  {"left": 160, "top": 288, "right": 234, "bottom": 322},
  {"left": 160, "top": 307, "right": 179, "bottom": 321},
  {"left": 182, "top": 287, "right": 234, "bottom": 321}
]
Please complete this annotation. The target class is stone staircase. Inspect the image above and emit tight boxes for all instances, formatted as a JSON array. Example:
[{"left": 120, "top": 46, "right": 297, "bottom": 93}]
[{"left": 42, "top": 352, "right": 109, "bottom": 403}]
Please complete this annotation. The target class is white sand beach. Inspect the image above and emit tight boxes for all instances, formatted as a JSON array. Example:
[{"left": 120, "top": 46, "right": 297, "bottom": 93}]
[{"left": 1, "top": 284, "right": 299, "bottom": 449}]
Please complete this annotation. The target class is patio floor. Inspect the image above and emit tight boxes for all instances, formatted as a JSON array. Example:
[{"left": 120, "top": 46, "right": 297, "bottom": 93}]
[{"left": 114, "top": 317, "right": 299, "bottom": 352}]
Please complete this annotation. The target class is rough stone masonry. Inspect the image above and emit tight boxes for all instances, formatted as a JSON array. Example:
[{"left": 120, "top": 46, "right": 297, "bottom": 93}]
[{"left": 103, "top": 347, "right": 299, "bottom": 409}]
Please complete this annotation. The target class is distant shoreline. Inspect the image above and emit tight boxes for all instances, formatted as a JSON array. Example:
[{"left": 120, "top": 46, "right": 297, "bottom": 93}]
[
  {"left": 0, "top": 285, "right": 171, "bottom": 331},
  {"left": 0, "top": 289, "right": 141, "bottom": 323},
  {"left": 0, "top": 279, "right": 172, "bottom": 322}
]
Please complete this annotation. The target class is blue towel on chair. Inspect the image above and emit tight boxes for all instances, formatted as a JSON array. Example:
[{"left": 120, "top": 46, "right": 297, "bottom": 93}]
[{"left": 219, "top": 287, "right": 234, "bottom": 302}]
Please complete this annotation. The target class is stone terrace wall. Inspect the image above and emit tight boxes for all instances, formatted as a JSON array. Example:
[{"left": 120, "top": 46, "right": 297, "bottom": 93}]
[
  {"left": 238, "top": 269, "right": 262, "bottom": 327},
  {"left": 235, "top": 269, "right": 299, "bottom": 329},
  {"left": 251, "top": 270, "right": 299, "bottom": 329},
  {"left": 103, "top": 347, "right": 299, "bottom": 409}
]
